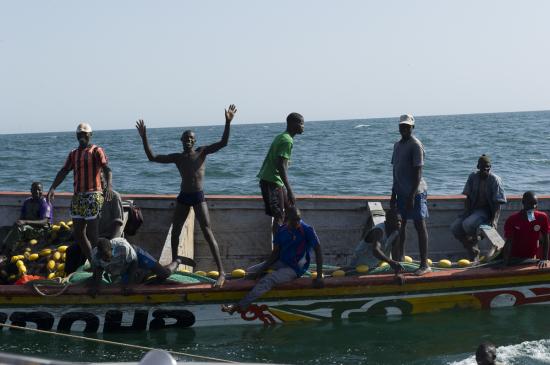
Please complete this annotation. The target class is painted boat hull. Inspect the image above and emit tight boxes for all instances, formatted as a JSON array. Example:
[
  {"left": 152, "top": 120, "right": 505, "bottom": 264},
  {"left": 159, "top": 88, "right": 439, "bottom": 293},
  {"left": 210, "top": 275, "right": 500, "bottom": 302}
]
[{"left": 0, "top": 263, "right": 549, "bottom": 332}]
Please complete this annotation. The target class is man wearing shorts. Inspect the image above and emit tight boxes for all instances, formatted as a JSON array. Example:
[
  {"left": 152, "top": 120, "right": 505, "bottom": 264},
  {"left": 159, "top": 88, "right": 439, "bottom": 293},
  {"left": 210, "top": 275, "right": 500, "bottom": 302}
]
[
  {"left": 390, "top": 114, "right": 430, "bottom": 275},
  {"left": 88, "top": 237, "right": 180, "bottom": 295},
  {"left": 257, "top": 113, "right": 304, "bottom": 236},
  {"left": 47, "top": 123, "right": 112, "bottom": 263},
  {"left": 136, "top": 104, "right": 237, "bottom": 288}
]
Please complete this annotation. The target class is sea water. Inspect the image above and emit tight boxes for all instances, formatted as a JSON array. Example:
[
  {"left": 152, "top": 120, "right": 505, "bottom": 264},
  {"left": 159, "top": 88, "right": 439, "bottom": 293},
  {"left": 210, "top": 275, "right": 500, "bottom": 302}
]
[
  {"left": 1, "top": 110, "right": 550, "bottom": 196},
  {"left": 1, "top": 110, "right": 550, "bottom": 364}
]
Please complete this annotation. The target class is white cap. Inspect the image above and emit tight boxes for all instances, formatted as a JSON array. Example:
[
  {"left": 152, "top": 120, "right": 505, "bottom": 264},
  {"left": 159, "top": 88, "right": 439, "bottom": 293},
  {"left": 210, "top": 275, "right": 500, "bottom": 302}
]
[
  {"left": 76, "top": 122, "right": 92, "bottom": 133},
  {"left": 399, "top": 114, "right": 415, "bottom": 126}
]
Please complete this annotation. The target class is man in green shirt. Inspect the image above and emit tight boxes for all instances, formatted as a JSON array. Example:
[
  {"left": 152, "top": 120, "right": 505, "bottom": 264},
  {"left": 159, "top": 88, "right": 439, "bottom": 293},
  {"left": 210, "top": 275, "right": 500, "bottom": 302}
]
[{"left": 257, "top": 113, "right": 304, "bottom": 235}]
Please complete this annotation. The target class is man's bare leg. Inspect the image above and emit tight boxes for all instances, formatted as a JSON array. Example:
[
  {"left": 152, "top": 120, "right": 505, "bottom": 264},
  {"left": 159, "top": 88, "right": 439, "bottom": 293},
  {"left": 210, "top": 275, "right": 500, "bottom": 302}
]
[
  {"left": 413, "top": 219, "right": 431, "bottom": 275},
  {"left": 73, "top": 219, "right": 93, "bottom": 261},
  {"left": 194, "top": 202, "right": 225, "bottom": 288},
  {"left": 171, "top": 203, "right": 191, "bottom": 263},
  {"left": 393, "top": 220, "right": 407, "bottom": 262}
]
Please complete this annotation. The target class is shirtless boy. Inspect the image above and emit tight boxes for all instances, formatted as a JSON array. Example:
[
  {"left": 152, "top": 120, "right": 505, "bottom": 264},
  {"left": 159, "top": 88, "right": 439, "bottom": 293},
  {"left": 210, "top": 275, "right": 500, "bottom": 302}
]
[{"left": 136, "top": 104, "right": 237, "bottom": 287}]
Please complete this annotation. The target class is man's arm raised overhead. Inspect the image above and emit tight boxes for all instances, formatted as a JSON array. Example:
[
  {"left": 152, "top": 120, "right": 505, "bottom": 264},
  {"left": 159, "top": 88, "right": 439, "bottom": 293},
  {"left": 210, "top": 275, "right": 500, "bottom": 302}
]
[
  {"left": 203, "top": 104, "right": 237, "bottom": 155},
  {"left": 136, "top": 119, "right": 178, "bottom": 164}
]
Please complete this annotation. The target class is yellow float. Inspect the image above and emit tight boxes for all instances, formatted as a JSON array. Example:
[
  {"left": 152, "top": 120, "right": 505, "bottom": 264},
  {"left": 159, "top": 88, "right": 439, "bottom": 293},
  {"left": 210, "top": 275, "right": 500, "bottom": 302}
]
[
  {"left": 438, "top": 259, "right": 452, "bottom": 268},
  {"left": 231, "top": 269, "right": 246, "bottom": 278}
]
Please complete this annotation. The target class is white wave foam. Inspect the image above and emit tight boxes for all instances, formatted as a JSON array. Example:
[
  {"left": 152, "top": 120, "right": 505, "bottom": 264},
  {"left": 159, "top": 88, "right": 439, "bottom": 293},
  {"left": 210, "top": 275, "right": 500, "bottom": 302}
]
[
  {"left": 353, "top": 124, "right": 370, "bottom": 129},
  {"left": 449, "top": 339, "right": 550, "bottom": 365}
]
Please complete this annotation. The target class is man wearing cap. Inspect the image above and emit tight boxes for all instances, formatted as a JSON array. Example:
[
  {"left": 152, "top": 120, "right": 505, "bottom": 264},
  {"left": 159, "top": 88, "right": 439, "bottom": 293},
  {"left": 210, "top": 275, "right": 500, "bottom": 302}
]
[
  {"left": 390, "top": 114, "right": 430, "bottom": 275},
  {"left": 450, "top": 155, "right": 507, "bottom": 261},
  {"left": 258, "top": 112, "right": 305, "bottom": 236},
  {"left": 47, "top": 123, "right": 112, "bottom": 263}
]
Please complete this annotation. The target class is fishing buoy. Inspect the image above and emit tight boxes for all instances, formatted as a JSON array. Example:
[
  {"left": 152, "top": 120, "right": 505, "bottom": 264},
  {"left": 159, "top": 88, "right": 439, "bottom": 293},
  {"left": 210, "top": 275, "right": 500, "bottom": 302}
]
[
  {"left": 438, "top": 259, "right": 452, "bottom": 268},
  {"left": 23, "top": 252, "right": 30, "bottom": 259},
  {"left": 231, "top": 269, "right": 246, "bottom": 278},
  {"left": 207, "top": 271, "right": 220, "bottom": 279},
  {"left": 378, "top": 261, "right": 389, "bottom": 268},
  {"left": 332, "top": 270, "right": 346, "bottom": 277},
  {"left": 404, "top": 256, "right": 413, "bottom": 263},
  {"left": 57, "top": 263, "right": 65, "bottom": 271},
  {"left": 47, "top": 260, "right": 56, "bottom": 271},
  {"left": 67, "top": 221, "right": 73, "bottom": 227},
  {"left": 457, "top": 259, "right": 471, "bottom": 267},
  {"left": 194, "top": 271, "right": 207, "bottom": 276},
  {"left": 57, "top": 245, "right": 68, "bottom": 253},
  {"left": 53, "top": 251, "right": 61, "bottom": 261},
  {"left": 356, "top": 265, "right": 369, "bottom": 273},
  {"left": 39, "top": 248, "right": 52, "bottom": 257},
  {"left": 29, "top": 239, "right": 38, "bottom": 245},
  {"left": 47, "top": 272, "right": 56, "bottom": 279},
  {"left": 29, "top": 253, "right": 39, "bottom": 261},
  {"left": 51, "top": 225, "right": 61, "bottom": 232},
  {"left": 427, "top": 259, "right": 433, "bottom": 266}
]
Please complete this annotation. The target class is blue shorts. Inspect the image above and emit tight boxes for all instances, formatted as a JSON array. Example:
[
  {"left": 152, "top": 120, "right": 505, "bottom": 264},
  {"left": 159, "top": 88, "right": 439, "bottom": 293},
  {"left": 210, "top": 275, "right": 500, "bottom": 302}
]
[
  {"left": 133, "top": 245, "right": 157, "bottom": 270},
  {"left": 397, "top": 191, "right": 429, "bottom": 221},
  {"left": 176, "top": 190, "right": 205, "bottom": 206}
]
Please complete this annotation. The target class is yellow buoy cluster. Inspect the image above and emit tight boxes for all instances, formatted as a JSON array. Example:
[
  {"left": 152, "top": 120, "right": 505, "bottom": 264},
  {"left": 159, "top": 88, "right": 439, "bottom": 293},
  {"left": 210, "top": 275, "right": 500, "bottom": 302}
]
[{"left": 1, "top": 221, "right": 72, "bottom": 283}]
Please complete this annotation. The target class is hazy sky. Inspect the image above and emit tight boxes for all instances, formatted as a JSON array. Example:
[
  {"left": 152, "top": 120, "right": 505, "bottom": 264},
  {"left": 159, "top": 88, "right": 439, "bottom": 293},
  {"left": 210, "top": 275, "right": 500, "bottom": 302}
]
[{"left": 1, "top": 0, "right": 549, "bottom": 134}]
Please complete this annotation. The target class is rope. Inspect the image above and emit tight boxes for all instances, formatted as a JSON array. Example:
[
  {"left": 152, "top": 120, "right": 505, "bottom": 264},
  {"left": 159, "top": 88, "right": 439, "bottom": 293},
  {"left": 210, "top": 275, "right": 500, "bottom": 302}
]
[
  {"left": 0, "top": 322, "right": 237, "bottom": 363},
  {"left": 28, "top": 272, "right": 77, "bottom": 297}
]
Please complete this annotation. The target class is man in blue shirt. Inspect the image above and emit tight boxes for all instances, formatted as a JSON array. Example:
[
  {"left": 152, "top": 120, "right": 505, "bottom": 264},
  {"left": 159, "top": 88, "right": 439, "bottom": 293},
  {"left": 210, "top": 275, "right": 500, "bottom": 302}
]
[{"left": 222, "top": 207, "right": 324, "bottom": 314}]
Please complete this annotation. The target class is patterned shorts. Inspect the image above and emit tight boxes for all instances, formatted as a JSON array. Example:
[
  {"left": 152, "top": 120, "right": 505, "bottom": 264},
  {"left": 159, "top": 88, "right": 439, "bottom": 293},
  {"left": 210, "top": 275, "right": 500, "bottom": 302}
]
[{"left": 70, "top": 192, "right": 104, "bottom": 220}]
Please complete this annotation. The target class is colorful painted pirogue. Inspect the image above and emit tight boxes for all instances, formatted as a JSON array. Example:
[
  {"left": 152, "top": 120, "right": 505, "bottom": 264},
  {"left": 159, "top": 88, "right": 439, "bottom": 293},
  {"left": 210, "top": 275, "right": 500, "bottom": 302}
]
[{"left": 0, "top": 263, "right": 548, "bottom": 333}]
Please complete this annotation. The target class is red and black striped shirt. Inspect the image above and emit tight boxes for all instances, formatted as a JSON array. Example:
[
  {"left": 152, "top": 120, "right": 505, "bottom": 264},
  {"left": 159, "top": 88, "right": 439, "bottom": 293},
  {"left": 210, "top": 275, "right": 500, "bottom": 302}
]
[{"left": 63, "top": 145, "right": 108, "bottom": 193}]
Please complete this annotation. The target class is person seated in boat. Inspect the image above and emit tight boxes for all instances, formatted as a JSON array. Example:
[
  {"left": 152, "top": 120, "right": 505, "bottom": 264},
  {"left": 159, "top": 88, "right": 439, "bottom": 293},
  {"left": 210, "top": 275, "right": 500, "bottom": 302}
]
[
  {"left": 349, "top": 209, "right": 404, "bottom": 273},
  {"left": 502, "top": 191, "right": 549, "bottom": 268},
  {"left": 450, "top": 155, "right": 507, "bottom": 261},
  {"left": 135, "top": 104, "right": 237, "bottom": 288},
  {"left": 65, "top": 174, "right": 125, "bottom": 274},
  {"left": 88, "top": 237, "right": 184, "bottom": 295},
  {"left": 1, "top": 182, "right": 53, "bottom": 254},
  {"left": 221, "top": 207, "right": 324, "bottom": 314}
]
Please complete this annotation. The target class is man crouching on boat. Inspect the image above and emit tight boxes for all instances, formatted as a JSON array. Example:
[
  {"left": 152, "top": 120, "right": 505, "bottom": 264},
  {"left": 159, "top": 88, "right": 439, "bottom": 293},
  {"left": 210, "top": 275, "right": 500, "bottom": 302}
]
[
  {"left": 221, "top": 207, "right": 324, "bottom": 314},
  {"left": 501, "top": 191, "right": 549, "bottom": 268},
  {"left": 349, "top": 209, "right": 404, "bottom": 274},
  {"left": 88, "top": 237, "right": 181, "bottom": 296}
]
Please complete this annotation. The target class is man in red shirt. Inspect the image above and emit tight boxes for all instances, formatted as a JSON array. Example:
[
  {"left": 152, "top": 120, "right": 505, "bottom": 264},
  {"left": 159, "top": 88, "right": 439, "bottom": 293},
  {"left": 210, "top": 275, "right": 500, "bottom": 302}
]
[
  {"left": 503, "top": 191, "right": 549, "bottom": 268},
  {"left": 47, "top": 123, "right": 112, "bottom": 262}
]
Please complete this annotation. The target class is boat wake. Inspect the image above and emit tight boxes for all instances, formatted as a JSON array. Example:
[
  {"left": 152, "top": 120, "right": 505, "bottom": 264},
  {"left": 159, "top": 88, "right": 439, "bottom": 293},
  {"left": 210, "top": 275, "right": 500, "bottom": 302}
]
[
  {"left": 449, "top": 339, "right": 550, "bottom": 365},
  {"left": 353, "top": 124, "right": 370, "bottom": 129}
]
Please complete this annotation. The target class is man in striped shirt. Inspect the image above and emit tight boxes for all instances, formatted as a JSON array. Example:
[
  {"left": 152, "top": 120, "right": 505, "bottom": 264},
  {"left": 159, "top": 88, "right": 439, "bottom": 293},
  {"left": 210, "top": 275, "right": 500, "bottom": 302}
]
[{"left": 47, "top": 123, "right": 113, "bottom": 262}]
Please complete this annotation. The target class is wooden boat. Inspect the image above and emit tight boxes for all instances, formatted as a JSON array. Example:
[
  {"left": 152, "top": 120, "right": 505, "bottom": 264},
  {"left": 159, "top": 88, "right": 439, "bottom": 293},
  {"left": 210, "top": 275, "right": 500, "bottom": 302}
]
[
  {"left": 0, "top": 262, "right": 548, "bottom": 332},
  {"left": 0, "top": 192, "right": 549, "bottom": 332}
]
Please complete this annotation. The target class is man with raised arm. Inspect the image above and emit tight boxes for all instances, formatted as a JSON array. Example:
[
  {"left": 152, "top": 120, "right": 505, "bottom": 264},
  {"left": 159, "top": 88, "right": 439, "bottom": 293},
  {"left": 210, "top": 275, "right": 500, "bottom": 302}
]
[
  {"left": 257, "top": 113, "right": 304, "bottom": 236},
  {"left": 47, "top": 123, "right": 112, "bottom": 263},
  {"left": 136, "top": 104, "right": 237, "bottom": 288},
  {"left": 390, "top": 114, "right": 430, "bottom": 276}
]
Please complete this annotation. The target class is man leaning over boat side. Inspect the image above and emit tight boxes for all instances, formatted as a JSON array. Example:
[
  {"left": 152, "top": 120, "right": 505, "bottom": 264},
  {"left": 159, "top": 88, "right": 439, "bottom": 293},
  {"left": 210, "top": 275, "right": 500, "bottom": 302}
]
[
  {"left": 135, "top": 104, "right": 237, "bottom": 288},
  {"left": 390, "top": 114, "right": 430, "bottom": 276},
  {"left": 1, "top": 182, "right": 53, "bottom": 255},
  {"left": 450, "top": 154, "right": 506, "bottom": 261},
  {"left": 257, "top": 113, "right": 304, "bottom": 237},
  {"left": 88, "top": 237, "right": 180, "bottom": 296},
  {"left": 221, "top": 207, "right": 324, "bottom": 314},
  {"left": 47, "top": 123, "right": 112, "bottom": 265},
  {"left": 501, "top": 191, "right": 549, "bottom": 268},
  {"left": 349, "top": 208, "right": 404, "bottom": 274}
]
